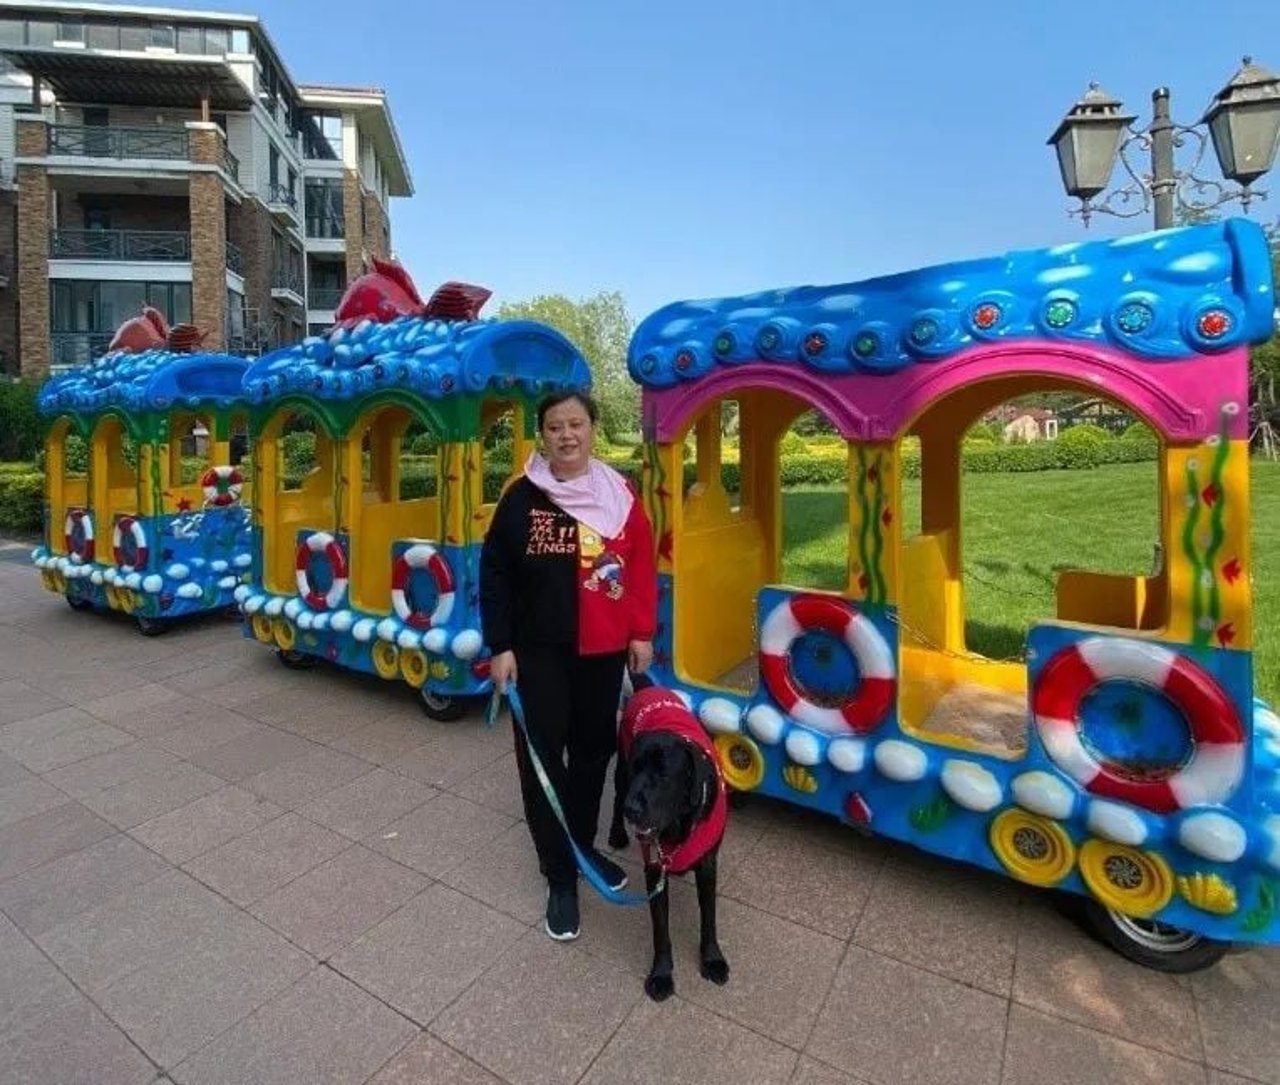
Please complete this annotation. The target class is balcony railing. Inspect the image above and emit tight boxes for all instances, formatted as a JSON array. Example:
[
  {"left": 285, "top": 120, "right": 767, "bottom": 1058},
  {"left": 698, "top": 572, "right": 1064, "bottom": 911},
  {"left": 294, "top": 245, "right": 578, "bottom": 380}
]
[
  {"left": 223, "top": 147, "right": 240, "bottom": 183},
  {"left": 225, "top": 241, "right": 244, "bottom": 275},
  {"left": 50, "top": 229, "right": 191, "bottom": 261},
  {"left": 48, "top": 125, "right": 189, "bottom": 161},
  {"left": 272, "top": 267, "right": 305, "bottom": 297},
  {"left": 307, "top": 286, "right": 345, "bottom": 311},
  {"left": 267, "top": 182, "right": 298, "bottom": 211},
  {"left": 305, "top": 215, "right": 346, "bottom": 240},
  {"left": 51, "top": 332, "right": 115, "bottom": 367}
]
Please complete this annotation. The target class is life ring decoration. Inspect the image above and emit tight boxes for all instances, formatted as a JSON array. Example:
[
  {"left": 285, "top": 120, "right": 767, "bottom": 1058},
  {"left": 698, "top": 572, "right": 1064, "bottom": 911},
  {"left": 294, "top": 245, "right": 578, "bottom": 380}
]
[
  {"left": 1033, "top": 637, "right": 1245, "bottom": 814},
  {"left": 201, "top": 466, "right": 244, "bottom": 507},
  {"left": 111, "top": 516, "right": 149, "bottom": 571},
  {"left": 390, "top": 544, "right": 456, "bottom": 629},
  {"left": 63, "top": 509, "right": 95, "bottom": 564},
  {"left": 759, "top": 593, "right": 896, "bottom": 734},
  {"left": 294, "top": 531, "right": 349, "bottom": 611}
]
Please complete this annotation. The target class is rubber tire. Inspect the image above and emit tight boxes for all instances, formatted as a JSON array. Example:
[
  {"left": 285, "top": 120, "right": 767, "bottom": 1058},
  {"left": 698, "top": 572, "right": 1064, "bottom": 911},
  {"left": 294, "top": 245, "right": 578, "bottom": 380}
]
[
  {"left": 135, "top": 616, "right": 166, "bottom": 637},
  {"left": 1080, "top": 899, "right": 1231, "bottom": 973},
  {"left": 275, "top": 648, "right": 317, "bottom": 671},
  {"left": 419, "top": 689, "right": 467, "bottom": 722},
  {"left": 67, "top": 596, "right": 94, "bottom": 612}
]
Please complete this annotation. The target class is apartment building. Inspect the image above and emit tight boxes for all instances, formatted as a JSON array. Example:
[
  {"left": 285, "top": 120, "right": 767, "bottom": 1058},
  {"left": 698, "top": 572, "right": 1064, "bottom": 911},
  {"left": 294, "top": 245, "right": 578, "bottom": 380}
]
[{"left": 0, "top": 0, "right": 413, "bottom": 377}]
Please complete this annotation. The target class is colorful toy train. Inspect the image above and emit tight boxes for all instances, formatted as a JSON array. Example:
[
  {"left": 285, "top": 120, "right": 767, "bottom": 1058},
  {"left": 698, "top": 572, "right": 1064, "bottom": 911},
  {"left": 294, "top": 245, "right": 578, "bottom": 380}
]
[{"left": 29, "top": 219, "right": 1280, "bottom": 971}]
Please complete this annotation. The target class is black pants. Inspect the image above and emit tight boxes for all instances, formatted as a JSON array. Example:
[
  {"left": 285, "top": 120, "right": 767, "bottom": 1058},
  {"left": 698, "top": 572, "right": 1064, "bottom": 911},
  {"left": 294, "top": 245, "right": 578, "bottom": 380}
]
[{"left": 513, "top": 644, "right": 627, "bottom": 888}]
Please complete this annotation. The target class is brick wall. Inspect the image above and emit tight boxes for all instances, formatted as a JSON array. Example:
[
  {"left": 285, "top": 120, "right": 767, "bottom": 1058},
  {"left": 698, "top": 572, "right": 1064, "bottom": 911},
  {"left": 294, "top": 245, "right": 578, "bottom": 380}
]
[
  {"left": 361, "top": 187, "right": 388, "bottom": 261},
  {"left": 228, "top": 198, "right": 273, "bottom": 343},
  {"left": 342, "top": 168, "right": 364, "bottom": 284},
  {"left": 57, "top": 193, "right": 189, "bottom": 233},
  {"left": 16, "top": 117, "right": 50, "bottom": 379},
  {"left": 16, "top": 117, "right": 47, "bottom": 158},
  {"left": 187, "top": 125, "right": 226, "bottom": 350},
  {"left": 0, "top": 191, "right": 17, "bottom": 376}
]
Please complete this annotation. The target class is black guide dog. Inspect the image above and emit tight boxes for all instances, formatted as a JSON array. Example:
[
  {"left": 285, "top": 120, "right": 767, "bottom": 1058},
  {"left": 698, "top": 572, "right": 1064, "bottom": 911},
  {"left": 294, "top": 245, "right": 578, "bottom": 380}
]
[{"left": 609, "top": 673, "right": 730, "bottom": 1001}]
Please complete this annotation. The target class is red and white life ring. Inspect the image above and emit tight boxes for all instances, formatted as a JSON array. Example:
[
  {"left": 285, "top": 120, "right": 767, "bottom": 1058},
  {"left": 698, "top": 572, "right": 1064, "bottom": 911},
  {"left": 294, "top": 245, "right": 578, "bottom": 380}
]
[
  {"left": 201, "top": 466, "right": 243, "bottom": 507},
  {"left": 111, "top": 516, "right": 149, "bottom": 570},
  {"left": 391, "top": 544, "right": 456, "bottom": 629},
  {"left": 759, "top": 594, "right": 895, "bottom": 734},
  {"left": 294, "top": 532, "right": 348, "bottom": 610},
  {"left": 1033, "top": 637, "right": 1245, "bottom": 813},
  {"left": 63, "top": 509, "right": 95, "bottom": 564}
]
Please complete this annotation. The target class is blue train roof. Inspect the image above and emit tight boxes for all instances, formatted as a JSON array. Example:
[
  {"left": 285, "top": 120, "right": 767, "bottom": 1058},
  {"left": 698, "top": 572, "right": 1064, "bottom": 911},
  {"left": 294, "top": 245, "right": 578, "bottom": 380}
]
[
  {"left": 628, "top": 218, "right": 1278, "bottom": 388},
  {"left": 242, "top": 315, "right": 593, "bottom": 406},
  {"left": 37, "top": 349, "right": 253, "bottom": 417}
]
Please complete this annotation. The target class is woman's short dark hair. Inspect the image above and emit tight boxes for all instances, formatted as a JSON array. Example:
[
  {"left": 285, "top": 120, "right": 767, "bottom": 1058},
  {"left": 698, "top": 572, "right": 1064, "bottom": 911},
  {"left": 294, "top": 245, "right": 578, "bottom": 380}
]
[{"left": 536, "top": 390, "right": 598, "bottom": 430}]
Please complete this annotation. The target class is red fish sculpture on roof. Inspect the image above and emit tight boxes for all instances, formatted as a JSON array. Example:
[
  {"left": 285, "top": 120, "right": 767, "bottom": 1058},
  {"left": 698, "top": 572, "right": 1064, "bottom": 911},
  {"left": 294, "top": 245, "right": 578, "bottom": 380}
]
[
  {"left": 107, "top": 307, "right": 207, "bottom": 354},
  {"left": 333, "top": 256, "right": 491, "bottom": 326}
]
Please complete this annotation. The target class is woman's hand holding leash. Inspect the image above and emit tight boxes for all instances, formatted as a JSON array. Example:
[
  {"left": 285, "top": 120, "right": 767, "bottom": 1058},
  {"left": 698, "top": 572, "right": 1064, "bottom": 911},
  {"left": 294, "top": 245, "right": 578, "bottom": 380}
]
[
  {"left": 628, "top": 639, "right": 653, "bottom": 675},
  {"left": 490, "top": 650, "right": 517, "bottom": 693}
]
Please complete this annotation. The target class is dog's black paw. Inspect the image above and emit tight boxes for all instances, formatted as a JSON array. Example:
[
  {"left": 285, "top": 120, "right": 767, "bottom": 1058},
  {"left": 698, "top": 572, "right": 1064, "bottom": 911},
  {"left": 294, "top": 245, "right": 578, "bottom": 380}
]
[
  {"left": 607, "top": 824, "right": 629, "bottom": 850},
  {"left": 700, "top": 956, "right": 730, "bottom": 985},
  {"left": 644, "top": 972, "right": 675, "bottom": 1001}
]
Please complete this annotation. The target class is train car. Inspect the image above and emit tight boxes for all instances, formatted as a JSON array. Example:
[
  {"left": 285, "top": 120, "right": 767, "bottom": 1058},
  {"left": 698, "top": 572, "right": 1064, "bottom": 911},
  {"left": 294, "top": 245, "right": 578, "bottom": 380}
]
[
  {"left": 628, "top": 217, "right": 1279, "bottom": 970},
  {"left": 30, "top": 309, "right": 254, "bottom": 635},
  {"left": 235, "top": 259, "right": 592, "bottom": 719}
]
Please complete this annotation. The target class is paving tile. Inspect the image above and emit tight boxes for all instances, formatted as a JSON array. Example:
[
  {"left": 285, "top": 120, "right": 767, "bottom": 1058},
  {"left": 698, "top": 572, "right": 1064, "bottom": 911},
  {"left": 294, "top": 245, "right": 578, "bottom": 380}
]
[
  {"left": 581, "top": 994, "right": 798, "bottom": 1085},
  {"left": 129, "top": 785, "right": 284, "bottom": 864},
  {"left": 1193, "top": 947, "right": 1280, "bottom": 1084},
  {"left": 184, "top": 812, "right": 350, "bottom": 906},
  {"left": 1012, "top": 902, "right": 1202, "bottom": 1062},
  {"left": 44, "top": 741, "right": 179, "bottom": 799},
  {"left": 386, "top": 726, "right": 511, "bottom": 790},
  {"left": 0, "top": 833, "right": 171, "bottom": 937},
  {"left": 449, "top": 749, "right": 528, "bottom": 821},
  {"left": 170, "top": 966, "right": 416, "bottom": 1085},
  {"left": 149, "top": 707, "right": 265, "bottom": 757},
  {"left": 35, "top": 869, "right": 312, "bottom": 1068},
  {"left": 432, "top": 930, "right": 640, "bottom": 1085},
  {"left": 790, "top": 1058, "right": 871, "bottom": 1085},
  {"left": 327, "top": 715, "right": 431, "bottom": 766},
  {"left": 250, "top": 844, "right": 427, "bottom": 959},
  {"left": 1002, "top": 1003, "right": 1208, "bottom": 1085},
  {"left": 1208, "top": 1074, "right": 1270, "bottom": 1085},
  {"left": 0, "top": 911, "right": 80, "bottom": 1039},
  {"left": 0, "top": 801, "right": 115, "bottom": 882},
  {"left": 852, "top": 849, "right": 1022, "bottom": 997},
  {"left": 27, "top": 665, "right": 151, "bottom": 705},
  {"left": 4, "top": 990, "right": 157, "bottom": 1085},
  {"left": 440, "top": 820, "right": 548, "bottom": 924},
  {"left": 331, "top": 882, "right": 525, "bottom": 1025},
  {"left": 0, "top": 775, "right": 70, "bottom": 828},
  {"left": 579, "top": 889, "right": 844, "bottom": 1049},
  {"left": 807, "top": 946, "right": 1007, "bottom": 1085},
  {"left": 367, "top": 792, "right": 514, "bottom": 879},
  {"left": 81, "top": 762, "right": 225, "bottom": 830},
  {"left": 0, "top": 707, "right": 134, "bottom": 773},
  {"left": 241, "top": 747, "right": 371, "bottom": 809},
  {"left": 367, "top": 1034, "right": 503, "bottom": 1084},
  {"left": 721, "top": 823, "right": 884, "bottom": 939},
  {"left": 0, "top": 750, "right": 34, "bottom": 787},
  {"left": 186, "top": 726, "right": 320, "bottom": 782},
  {"left": 0, "top": 679, "right": 68, "bottom": 727},
  {"left": 79, "top": 682, "right": 185, "bottom": 724},
  {"left": 297, "top": 768, "right": 436, "bottom": 840}
]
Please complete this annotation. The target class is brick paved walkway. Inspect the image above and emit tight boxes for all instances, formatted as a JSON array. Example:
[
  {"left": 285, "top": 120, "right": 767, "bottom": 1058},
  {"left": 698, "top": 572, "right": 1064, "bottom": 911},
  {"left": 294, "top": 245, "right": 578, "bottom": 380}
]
[{"left": 0, "top": 539, "right": 1276, "bottom": 1084}]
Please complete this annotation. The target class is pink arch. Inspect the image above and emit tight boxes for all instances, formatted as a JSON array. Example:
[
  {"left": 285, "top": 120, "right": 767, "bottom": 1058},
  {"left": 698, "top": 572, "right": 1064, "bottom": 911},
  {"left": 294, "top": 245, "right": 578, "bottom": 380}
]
[{"left": 646, "top": 341, "right": 1248, "bottom": 443}]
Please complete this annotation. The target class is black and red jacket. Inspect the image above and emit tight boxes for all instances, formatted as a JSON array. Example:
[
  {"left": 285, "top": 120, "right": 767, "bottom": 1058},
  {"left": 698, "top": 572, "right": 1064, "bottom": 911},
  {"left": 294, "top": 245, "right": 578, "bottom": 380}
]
[{"left": 479, "top": 475, "right": 658, "bottom": 657}]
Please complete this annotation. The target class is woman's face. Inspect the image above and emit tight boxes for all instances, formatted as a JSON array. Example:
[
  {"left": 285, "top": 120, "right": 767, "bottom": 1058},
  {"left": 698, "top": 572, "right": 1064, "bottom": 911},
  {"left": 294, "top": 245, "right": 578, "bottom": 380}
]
[{"left": 541, "top": 397, "right": 594, "bottom": 476}]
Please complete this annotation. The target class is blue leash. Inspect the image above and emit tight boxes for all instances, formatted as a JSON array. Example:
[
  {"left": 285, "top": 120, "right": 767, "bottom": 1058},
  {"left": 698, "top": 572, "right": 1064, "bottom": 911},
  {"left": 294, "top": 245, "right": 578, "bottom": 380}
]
[{"left": 487, "top": 684, "right": 665, "bottom": 906}]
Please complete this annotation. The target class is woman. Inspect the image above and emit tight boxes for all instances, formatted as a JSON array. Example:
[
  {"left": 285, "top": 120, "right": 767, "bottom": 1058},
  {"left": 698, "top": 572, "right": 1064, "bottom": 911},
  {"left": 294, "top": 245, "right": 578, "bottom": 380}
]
[{"left": 480, "top": 391, "right": 657, "bottom": 941}]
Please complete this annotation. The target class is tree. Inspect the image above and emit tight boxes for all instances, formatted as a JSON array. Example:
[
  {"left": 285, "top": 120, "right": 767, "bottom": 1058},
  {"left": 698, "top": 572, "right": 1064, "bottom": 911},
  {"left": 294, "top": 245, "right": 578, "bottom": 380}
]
[
  {"left": 495, "top": 291, "right": 639, "bottom": 442},
  {"left": 1250, "top": 219, "right": 1280, "bottom": 457}
]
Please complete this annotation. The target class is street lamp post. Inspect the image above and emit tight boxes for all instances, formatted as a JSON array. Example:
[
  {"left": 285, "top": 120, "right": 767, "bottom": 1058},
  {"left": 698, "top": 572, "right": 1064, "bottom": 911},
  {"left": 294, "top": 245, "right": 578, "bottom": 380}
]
[{"left": 1048, "top": 58, "right": 1280, "bottom": 230}]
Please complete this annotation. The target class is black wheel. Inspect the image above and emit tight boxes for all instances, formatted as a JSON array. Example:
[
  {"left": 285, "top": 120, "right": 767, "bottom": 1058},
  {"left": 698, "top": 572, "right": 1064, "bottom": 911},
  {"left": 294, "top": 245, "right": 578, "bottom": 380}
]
[
  {"left": 1080, "top": 899, "right": 1230, "bottom": 973},
  {"left": 419, "top": 689, "right": 467, "bottom": 722},
  {"left": 135, "top": 616, "right": 167, "bottom": 637},
  {"left": 275, "top": 648, "right": 317, "bottom": 670},
  {"left": 67, "top": 596, "right": 94, "bottom": 612}
]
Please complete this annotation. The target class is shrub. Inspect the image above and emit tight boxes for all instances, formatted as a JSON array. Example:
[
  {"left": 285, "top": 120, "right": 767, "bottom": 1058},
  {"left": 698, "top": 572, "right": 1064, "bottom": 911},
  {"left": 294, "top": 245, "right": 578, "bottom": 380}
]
[
  {"left": 64, "top": 435, "right": 89, "bottom": 474},
  {"left": 1120, "top": 421, "right": 1160, "bottom": 454},
  {"left": 0, "top": 470, "right": 43, "bottom": 534},
  {"left": 779, "top": 432, "right": 808, "bottom": 457},
  {"left": 408, "top": 432, "right": 438, "bottom": 456},
  {"left": 1055, "top": 424, "right": 1111, "bottom": 469},
  {"left": 966, "top": 421, "right": 1002, "bottom": 444},
  {"left": 281, "top": 431, "right": 317, "bottom": 476},
  {"left": 0, "top": 380, "right": 41, "bottom": 462}
]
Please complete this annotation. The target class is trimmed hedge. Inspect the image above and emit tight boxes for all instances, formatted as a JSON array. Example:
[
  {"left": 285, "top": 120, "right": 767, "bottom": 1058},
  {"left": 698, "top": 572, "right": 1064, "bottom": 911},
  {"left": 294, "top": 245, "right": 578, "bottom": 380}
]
[{"left": 0, "top": 470, "right": 42, "bottom": 534}]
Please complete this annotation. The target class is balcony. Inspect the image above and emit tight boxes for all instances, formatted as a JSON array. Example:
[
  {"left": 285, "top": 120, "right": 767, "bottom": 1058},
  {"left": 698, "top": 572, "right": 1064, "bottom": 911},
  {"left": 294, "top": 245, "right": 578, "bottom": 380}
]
[
  {"left": 266, "top": 182, "right": 299, "bottom": 220},
  {"left": 225, "top": 241, "right": 244, "bottom": 276},
  {"left": 51, "top": 332, "right": 115, "bottom": 369},
  {"left": 271, "top": 267, "right": 305, "bottom": 305},
  {"left": 223, "top": 147, "right": 240, "bottom": 184},
  {"left": 307, "top": 286, "right": 345, "bottom": 311},
  {"left": 51, "top": 229, "right": 191, "bottom": 262},
  {"left": 47, "top": 124, "right": 189, "bottom": 162}
]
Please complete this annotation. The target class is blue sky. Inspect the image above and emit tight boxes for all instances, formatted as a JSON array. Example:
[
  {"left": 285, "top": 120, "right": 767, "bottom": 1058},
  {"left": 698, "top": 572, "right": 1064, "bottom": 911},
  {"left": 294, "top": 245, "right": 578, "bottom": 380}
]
[{"left": 207, "top": 0, "right": 1277, "bottom": 319}]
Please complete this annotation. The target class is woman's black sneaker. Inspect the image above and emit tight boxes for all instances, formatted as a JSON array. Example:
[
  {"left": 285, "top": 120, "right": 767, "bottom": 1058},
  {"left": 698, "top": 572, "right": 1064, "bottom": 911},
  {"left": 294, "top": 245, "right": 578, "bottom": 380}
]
[
  {"left": 545, "top": 883, "right": 580, "bottom": 941},
  {"left": 588, "top": 850, "right": 628, "bottom": 891}
]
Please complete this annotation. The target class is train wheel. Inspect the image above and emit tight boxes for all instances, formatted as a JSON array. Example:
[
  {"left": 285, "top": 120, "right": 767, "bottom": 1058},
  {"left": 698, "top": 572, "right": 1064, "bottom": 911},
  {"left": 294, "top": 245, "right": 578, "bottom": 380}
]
[
  {"left": 275, "top": 648, "right": 316, "bottom": 670},
  {"left": 1079, "top": 899, "right": 1230, "bottom": 973},
  {"left": 136, "top": 616, "right": 166, "bottom": 637},
  {"left": 419, "top": 688, "right": 466, "bottom": 722}
]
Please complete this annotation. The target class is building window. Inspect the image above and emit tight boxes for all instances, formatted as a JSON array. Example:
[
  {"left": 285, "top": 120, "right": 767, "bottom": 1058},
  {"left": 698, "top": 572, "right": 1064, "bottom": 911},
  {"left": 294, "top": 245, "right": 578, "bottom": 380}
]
[
  {"left": 119, "top": 24, "right": 148, "bottom": 51},
  {"left": 26, "top": 20, "right": 56, "bottom": 46},
  {"left": 86, "top": 22, "right": 120, "bottom": 49},
  {"left": 150, "top": 23, "right": 175, "bottom": 49},
  {"left": 56, "top": 19, "right": 85, "bottom": 43},
  {"left": 0, "top": 18, "right": 23, "bottom": 46},
  {"left": 204, "top": 26, "right": 228, "bottom": 55},
  {"left": 84, "top": 207, "right": 111, "bottom": 231},
  {"left": 230, "top": 27, "right": 249, "bottom": 53},
  {"left": 268, "top": 143, "right": 280, "bottom": 188},
  {"left": 304, "top": 179, "right": 345, "bottom": 238},
  {"left": 177, "top": 26, "right": 203, "bottom": 54},
  {"left": 50, "top": 281, "right": 192, "bottom": 333}
]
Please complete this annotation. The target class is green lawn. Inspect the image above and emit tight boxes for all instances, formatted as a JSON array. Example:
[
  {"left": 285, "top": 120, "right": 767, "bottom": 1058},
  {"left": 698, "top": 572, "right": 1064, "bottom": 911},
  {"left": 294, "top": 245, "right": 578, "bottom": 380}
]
[{"left": 780, "top": 461, "right": 1280, "bottom": 706}]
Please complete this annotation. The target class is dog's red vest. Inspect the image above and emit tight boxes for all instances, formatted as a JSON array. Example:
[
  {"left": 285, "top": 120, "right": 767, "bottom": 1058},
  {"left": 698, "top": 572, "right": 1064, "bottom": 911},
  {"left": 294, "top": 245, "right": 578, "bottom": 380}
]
[{"left": 618, "top": 686, "right": 728, "bottom": 875}]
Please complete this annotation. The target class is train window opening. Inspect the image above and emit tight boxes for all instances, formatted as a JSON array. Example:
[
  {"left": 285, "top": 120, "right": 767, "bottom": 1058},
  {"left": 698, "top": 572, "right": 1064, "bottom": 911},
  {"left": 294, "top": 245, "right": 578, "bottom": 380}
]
[{"left": 262, "top": 408, "right": 336, "bottom": 596}]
